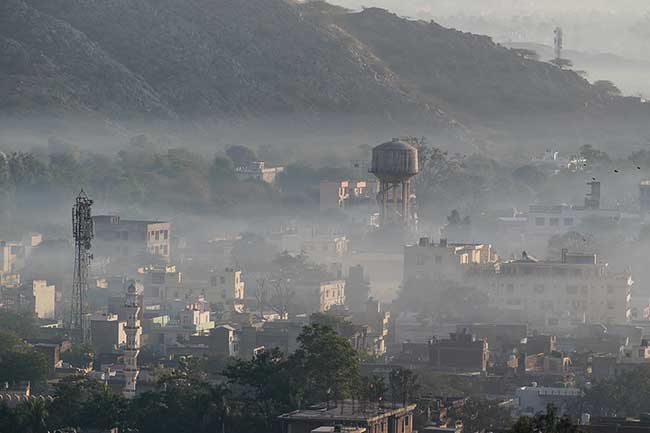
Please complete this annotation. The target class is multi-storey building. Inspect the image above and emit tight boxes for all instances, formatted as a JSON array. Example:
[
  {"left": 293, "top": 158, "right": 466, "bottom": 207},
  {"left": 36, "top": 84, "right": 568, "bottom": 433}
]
[
  {"left": 525, "top": 182, "right": 619, "bottom": 242},
  {"left": 319, "top": 180, "right": 379, "bottom": 211},
  {"left": 235, "top": 161, "right": 284, "bottom": 184},
  {"left": 429, "top": 330, "right": 489, "bottom": 372},
  {"left": 137, "top": 265, "right": 182, "bottom": 306},
  {"left": 207, "top": 268, "right": 245, "bottom": 303},
  {"left": 317, "top": 280, "right": 346, "bottom": 312},
  {"left": 0, "top": 280, "right": 55, "bottom": 319},
  {"left": 403, "top": 237, "right": 498, "bottom": 284},
  {"left": 93, "top": 215, "right": 171, "bottom": 264},
  {"left": 474, "top": 252, "right": 632, "bottom": 327},
  {"left": 0, "top": 240, "right": 24, "bottom": 287}
]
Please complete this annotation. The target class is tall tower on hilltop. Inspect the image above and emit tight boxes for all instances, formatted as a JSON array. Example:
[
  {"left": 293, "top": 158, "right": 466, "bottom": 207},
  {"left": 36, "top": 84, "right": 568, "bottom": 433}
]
[
  {"left": 370, "top": 138, "right": 419, "bottom": 227},
  {"left": 554, "top": 27, "right": 563, "bottom": 62},
  {"left": 71, "top": 190, "right": 93, "bottom": 342},
  {"left": 123, "top": 281, "right": 141, "bottom": 399}
]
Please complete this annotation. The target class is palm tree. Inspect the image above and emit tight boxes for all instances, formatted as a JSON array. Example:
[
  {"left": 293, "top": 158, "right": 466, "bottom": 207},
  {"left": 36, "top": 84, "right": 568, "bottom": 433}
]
[{"left": 16, "top": 398, "right": 50, "bottom": 433}]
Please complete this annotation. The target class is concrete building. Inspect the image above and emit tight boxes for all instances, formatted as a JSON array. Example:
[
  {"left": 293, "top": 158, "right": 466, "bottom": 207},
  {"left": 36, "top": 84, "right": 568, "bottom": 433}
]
[
  {"left": 455, "top": 324, "right": 527, "bottom": 354},
  {"left": 302, "top": 236, "right": 350, "bottom": 263},
  {"left": 641, "top": 180, "right": 650, "bottom": 214},
  {"left": 235, "top": 161, "right": 284, "bottom": 184},
  {"left": 179, "top": 303, "right": 214, "bottom": 333},
  {"left": 279, "top": 401, "right": 416, "bottom": 433},
  {"left": 137, "top": 265, "right": 182, "bottom": 306},
  {"left": 319, "top": 180, "right": 378, "bottom": 211},
  {"left": 429, "top": 330, "right": 489, "bottom": 372},
  {"left": 515, "top": 385, "right": 581, "bottom": 417},
  {"left": 525, "top": 182, "right": 619, "bottom": 242},
  {"left": 90, "top": 313, "right": 126, "bottom": 354},
  {"left": 345, "top": 265, "right": 370, "bottom": 312},
  {"left": 317, "top": 280, "right": 346, "bottom": 312},
  {"left": 0, "top": 240, "right": 24, "bottom": 287},
  {"left": 475, "top": 252, "right": 632, "bottom": 328},
  {"left": 403, "top": 238, "right": 497, "bottom": 284},
  {"left": 0, "top": 279, "right": 55, "bottom": 319},
  {"left": 238, "top": 320, "right": 306, "bottom": 359},
  {"left": 30, "top": 280, "right": 56, "bottom": 319},
  {"left": 93, "top": 215, "right": 171, "bottom": 264},
  {"left": 210, "top": 325, "right": 238, "bottom": 357},
  {"left": 207, "top": 268, "right": 245, "bottom": 303}
]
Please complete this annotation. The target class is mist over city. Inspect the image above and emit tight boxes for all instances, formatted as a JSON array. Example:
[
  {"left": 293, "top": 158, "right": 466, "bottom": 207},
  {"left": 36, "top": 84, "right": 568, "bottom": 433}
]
[{"left": 2, "top": 0, "right": 650, "bottom": 432}]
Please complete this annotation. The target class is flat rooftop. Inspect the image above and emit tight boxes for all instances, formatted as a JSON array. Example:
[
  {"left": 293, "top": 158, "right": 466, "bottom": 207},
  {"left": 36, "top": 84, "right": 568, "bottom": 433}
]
[{"left": 278, "top": 401, "right": 416, "bottom": 423}]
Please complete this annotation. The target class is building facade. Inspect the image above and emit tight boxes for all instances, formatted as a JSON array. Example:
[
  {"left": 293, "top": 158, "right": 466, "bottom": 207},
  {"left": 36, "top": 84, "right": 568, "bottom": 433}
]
[
  {"left": 93, "top": 215, "right": 171, "bottom": 264},
  {"left": 473, "top": 253, "right": 632, "bottom": 327}
]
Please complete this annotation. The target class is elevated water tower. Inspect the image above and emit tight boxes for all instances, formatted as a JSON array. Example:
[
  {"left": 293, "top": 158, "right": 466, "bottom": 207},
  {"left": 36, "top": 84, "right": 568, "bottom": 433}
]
[{"left": 370, "top": 138, "right": 419, "bottom": 227}]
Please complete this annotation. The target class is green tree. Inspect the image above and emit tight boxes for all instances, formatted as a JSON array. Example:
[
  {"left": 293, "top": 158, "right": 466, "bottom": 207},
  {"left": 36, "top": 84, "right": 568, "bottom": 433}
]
[
  {"left": 14, "top": 399, "right": 49, "bottom": 433},
  {"left": 60, "top": 344, "right": 94, "bottom": 369},
  {"left": 454, "top": 398, "right": 511, "bottom": 433},
  {"left": 226, "top": 145, "right": 257, "bottom": 167},
  {"left": 128, "top": 371, "right": 230, "bottom": 433},
  {"left": 0, "top": 402, "right": 19, "bottom": 433},
  {"left": 389, "top": 368, "right": 419, "bottom": 407},
  {"left": 0, "top": 330, "right": 48, "bottom": 386},
  {"left": 224, "top": 348, "right": 295, "bottom": 431},
  {"left": 291, "top": 325, "right": 360, "bottom": 404},
  {"left": 48, "top": 378, "right": 125, "bottom": 431}
]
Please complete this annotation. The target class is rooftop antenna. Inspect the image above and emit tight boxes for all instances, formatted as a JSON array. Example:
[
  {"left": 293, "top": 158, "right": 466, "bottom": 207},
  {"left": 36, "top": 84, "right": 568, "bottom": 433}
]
[{"left": 71, "top": 190, "right": 93, "bottom": 343}]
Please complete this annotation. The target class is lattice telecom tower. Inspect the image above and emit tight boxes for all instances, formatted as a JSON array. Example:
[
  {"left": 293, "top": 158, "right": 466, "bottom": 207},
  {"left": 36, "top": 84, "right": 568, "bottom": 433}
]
[{"left": 71, "top": 190, "right": 93, "bottom": 342}]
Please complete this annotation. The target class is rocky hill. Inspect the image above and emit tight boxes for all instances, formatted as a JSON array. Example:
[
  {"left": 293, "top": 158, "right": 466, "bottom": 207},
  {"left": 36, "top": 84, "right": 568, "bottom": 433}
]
[{"left": 0, "top": 0, "right": 613, "bottom": 122}]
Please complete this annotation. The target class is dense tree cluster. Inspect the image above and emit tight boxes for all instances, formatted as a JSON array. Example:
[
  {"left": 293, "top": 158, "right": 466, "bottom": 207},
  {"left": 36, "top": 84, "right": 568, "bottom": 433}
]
[
  {"left": 0, "top": 325, "right": 420, "bottom": 433},
  {"left": 0, "top": 330, "right": 49, "bottom": 388}
]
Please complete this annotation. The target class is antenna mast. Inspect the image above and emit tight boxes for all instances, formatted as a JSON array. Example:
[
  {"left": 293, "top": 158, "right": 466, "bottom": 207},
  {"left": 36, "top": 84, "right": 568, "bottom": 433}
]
[
  {"left": 71, "top": 190, "right": 93, "bottom": 342},
  {"left": 554, "top": 27, "right": 563, "bottom": 62}
]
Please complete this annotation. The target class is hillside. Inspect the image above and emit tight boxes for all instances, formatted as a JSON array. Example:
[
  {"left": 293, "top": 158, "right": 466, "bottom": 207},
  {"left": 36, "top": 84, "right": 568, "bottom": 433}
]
[
  {"left": 326, "top": 7, "right": 604, "bottom": 115},
  {"left": 0, "top": 0, "right": 615, "bottom": 122}
]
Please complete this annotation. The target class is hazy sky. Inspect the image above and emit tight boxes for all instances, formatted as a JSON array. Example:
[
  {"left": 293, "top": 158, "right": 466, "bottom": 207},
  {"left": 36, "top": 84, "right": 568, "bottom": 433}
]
[{"left": 329, "top": 0, "right": 649, "bottom": 15}]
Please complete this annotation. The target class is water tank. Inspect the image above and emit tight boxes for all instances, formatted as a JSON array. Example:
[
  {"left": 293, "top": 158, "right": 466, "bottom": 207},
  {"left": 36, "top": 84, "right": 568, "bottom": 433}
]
[{"left": 370, "top": 138, "right": 419, "bottom": 182}]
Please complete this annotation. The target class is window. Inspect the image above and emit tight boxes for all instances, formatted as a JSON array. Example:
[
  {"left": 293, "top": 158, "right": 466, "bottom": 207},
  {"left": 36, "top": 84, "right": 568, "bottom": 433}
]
[
  {"left": 435, "top": 255, "right": 443, "bottom": 264},
  {"left": 152, "top": 273, "right": 165, "bottom": 284},
  {"left": 564, "top": 217, "right": 574, "bottom": 226},
  {"left": 566, "top": 285, "right": 578, "bottom": 295},
  {"left": 220, "top": 276, "right": 226, "bottom": 284},
  {"left": 535, "top": 217, "right": 545, "bottom": 226},
  {"left": 506, "top": 283, "right": 515, "bottom": 294},
  {"left": 416, "top": 255, "right": 426, "bottom": 265},
  {"left": 533, "top": 284, "right": 545, "bottom": 294},
  {"left": 549, "top": 217, "right": 560, "bottom": 226},
  {"left": 607, "top": 301, "right": 616, "bottom": 310},
  {"left": 151, "top": 286, "right": 160, "bottom": 298},
  {"left": 210, "top": 276, "right": 217, "bottom": 287},
  {"left": 155, "top": 231, "right": 160, "bottom": 241},
  {"left": 163, "top": 230, "right": 169, "bottom": 240}
]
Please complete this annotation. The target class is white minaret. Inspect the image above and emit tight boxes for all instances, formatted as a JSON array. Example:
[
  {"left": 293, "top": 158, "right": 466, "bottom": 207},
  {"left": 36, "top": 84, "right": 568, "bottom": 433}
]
[{"left": 122, "top": 282, "right": 141, "bottom": 399}]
